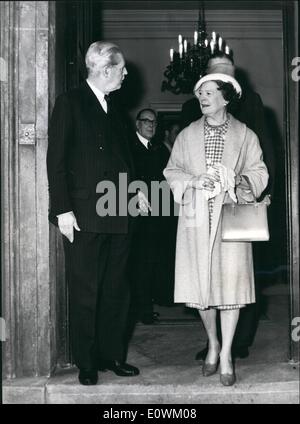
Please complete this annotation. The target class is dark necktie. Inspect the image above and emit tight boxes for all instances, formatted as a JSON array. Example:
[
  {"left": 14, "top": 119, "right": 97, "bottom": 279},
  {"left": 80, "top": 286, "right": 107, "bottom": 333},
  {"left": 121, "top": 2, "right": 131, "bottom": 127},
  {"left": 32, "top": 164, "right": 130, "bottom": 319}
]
[
  {"left": 104, "top": 94, "right": 110, "bottom": 114},
  {"left": 147, "top": 141, "right": 152, "bottom": 150}
]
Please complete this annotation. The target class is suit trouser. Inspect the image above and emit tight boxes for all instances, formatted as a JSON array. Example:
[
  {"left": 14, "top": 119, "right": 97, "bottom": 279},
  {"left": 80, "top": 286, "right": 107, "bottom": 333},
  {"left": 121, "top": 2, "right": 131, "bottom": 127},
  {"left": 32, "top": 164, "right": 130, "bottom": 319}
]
[
  {"left": 132, "top": 258, "right": 156, "bottom": 319},
  {"left": 232, "top": 242, "right": 264, "bottom": 348},
  {"left": 63, "top": 229, "right": 132, "bottom": 369},
  {"left": 130, "top": 221, "right": 162, "bottom": 320}
]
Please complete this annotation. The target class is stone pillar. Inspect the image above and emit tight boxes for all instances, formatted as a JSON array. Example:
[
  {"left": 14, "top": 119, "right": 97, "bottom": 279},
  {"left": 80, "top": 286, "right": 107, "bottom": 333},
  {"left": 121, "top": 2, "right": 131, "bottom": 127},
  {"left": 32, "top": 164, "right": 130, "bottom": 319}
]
[{"left": 1, "top": 1, "right": 53, "bottom": 377}]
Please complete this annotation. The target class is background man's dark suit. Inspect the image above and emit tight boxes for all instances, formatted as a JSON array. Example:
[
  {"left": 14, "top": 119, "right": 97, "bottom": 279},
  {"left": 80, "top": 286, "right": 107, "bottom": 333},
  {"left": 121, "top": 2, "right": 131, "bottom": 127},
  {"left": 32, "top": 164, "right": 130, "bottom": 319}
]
[
  {"left": 181, "top": 85, "right": 275, "bottom": 356},
  {"left": 47, "top": 81, "right": 135, "bottom": 369},
  {"left": 129, "top": 133, "right": 170, "bottom": 323}
]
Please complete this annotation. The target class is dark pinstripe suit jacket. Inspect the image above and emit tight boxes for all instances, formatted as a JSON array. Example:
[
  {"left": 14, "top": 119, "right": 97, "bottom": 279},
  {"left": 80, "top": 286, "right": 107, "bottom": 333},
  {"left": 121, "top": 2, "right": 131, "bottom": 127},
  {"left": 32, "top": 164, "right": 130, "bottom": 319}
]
[{"left": 47, "top": 81, "right": 135, "bottom": 234}]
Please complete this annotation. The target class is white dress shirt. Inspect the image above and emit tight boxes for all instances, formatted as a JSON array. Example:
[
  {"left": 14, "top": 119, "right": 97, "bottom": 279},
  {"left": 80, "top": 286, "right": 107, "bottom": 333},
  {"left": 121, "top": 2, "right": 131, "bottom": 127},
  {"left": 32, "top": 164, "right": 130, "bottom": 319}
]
[
  {"left": 136, "top": 131, "right": 150, "bottom": 149},
  {"left": 86, "top": 79, "right": 107, "bottom": 113}
]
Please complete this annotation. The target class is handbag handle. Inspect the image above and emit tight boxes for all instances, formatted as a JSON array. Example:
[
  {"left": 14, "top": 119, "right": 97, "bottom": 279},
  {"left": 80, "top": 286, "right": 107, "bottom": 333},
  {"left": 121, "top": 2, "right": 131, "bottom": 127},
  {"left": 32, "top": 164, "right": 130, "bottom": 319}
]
[
  {"left": 237, "top": 194, "right": 271, "bottom": 206},
  {"left": 223, "top": 194, "right": 271, "bottom": 206},
  {"left": 236, "top": 174, "right": 271, "bottom": 206},
  {"left": 229, "top": 202, "right": 263, "bottom": 217}
]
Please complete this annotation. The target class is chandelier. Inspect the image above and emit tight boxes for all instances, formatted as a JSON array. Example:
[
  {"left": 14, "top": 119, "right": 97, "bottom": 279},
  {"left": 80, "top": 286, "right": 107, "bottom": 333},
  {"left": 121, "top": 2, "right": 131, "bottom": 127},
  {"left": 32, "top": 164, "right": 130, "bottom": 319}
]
[{"left": 161, "top": 2, "right": 232, "bottom": 95}]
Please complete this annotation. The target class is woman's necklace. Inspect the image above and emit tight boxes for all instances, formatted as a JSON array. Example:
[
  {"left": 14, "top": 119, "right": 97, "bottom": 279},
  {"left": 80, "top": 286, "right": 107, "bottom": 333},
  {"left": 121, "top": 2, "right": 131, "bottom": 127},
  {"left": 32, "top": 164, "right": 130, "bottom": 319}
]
[
  {"left": 205, "top": 115, "right": 229, "bottom": 137},
  {"left": 206, "top": 114, "right": 229, "bottom": 128}
]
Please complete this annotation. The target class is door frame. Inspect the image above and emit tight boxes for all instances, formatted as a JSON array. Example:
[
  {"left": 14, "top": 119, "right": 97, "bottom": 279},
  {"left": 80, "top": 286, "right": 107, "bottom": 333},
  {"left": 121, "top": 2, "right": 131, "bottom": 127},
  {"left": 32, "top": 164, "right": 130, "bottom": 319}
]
[
  {"left": 49, "top": 0, "right": 299, "bottom": 368},
  {"left": 282, "top": 0, "right": 299, "bottom": 363}
]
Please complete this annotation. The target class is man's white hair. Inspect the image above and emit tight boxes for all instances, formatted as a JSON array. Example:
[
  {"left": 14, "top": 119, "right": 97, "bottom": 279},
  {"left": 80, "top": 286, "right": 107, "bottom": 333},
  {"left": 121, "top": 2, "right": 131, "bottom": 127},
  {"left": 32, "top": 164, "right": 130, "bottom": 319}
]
[{"left": 85, "top": 41, "right": 122, "bottom": 76}]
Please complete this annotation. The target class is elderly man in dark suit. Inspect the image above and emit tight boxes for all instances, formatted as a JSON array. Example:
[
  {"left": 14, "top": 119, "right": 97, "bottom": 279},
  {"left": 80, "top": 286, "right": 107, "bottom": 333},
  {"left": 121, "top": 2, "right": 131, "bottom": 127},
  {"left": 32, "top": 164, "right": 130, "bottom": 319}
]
[
  {"left": 129, "top": 108, "right": 171, "bottom": 324},
  {"left": 47, "top": 41, "right": 139, "bottom": 385},
  {"left": 181, "top": 52, "right": 275, "bottom": 361}
]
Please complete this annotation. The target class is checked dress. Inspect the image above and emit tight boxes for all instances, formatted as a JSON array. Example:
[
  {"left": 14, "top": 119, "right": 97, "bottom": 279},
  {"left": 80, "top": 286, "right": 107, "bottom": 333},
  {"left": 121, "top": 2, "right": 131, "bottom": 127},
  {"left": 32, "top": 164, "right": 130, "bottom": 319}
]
[{"left": 186, "top": 116, "right": 245, "bottom": 311}]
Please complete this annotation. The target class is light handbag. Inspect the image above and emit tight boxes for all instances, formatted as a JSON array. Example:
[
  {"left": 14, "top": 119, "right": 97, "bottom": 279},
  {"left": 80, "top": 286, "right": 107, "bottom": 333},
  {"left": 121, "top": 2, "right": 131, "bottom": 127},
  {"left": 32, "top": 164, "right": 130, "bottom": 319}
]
[{"left": 221, "top": 195, "right": 270, "bottom": 242}]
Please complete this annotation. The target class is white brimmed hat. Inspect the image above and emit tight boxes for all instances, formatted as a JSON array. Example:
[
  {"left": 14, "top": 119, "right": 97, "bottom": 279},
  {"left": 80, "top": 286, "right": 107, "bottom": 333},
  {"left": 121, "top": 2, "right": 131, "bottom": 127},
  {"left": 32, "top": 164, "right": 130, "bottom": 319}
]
[{"left": 194, "top": 73, "right": 242, "bottom": 98}]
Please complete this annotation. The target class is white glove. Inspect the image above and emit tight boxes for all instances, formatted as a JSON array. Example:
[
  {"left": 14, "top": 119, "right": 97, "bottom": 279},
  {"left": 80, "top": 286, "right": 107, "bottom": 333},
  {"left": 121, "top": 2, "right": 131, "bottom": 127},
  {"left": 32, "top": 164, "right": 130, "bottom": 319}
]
[{"left": 202, "top": 163, "right": 237, "bottom": 203}]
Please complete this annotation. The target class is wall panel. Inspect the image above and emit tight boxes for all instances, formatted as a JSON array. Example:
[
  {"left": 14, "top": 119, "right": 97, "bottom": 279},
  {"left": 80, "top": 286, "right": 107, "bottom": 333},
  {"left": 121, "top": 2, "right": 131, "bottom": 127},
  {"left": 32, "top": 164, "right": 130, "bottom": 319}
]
[{"left": 101, "top": 8, "right": 284, "bottom": 140}]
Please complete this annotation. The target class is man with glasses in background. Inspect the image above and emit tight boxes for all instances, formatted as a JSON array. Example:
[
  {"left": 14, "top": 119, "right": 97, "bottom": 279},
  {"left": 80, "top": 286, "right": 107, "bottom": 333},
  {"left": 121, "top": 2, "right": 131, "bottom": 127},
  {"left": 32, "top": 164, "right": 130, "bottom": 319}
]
[{"left": 129, "top": 108, "right": 169, "bottom": 324}]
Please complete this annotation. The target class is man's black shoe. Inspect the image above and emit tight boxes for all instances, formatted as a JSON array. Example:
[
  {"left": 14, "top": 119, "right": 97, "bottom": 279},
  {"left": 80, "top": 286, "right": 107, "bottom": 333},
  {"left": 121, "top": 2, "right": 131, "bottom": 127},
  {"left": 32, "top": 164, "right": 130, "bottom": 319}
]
[
  {"left": 99, "top": 360, "right": 140, "bottom": 377},
  {"left": 78, "top": 368, "right": 98, "bottom": 385},
  {"left": 140, "top": 312, "right": 160, "bottom": 325}
]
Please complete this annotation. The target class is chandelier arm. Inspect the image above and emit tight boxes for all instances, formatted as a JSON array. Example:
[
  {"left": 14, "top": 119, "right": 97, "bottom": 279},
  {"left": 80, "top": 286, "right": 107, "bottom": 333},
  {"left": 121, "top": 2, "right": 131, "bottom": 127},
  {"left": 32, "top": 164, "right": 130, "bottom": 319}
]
[{"left": 162, "top": 1, "right": 231, "bottom": 95}]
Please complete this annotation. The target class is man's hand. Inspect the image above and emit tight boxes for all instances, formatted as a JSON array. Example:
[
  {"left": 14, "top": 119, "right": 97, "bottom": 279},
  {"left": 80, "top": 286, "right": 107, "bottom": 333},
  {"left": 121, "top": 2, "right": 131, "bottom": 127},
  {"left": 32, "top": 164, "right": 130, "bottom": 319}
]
[
  {"left": 137, "top": 191, "right": 152, "bottom": 214},
  {"left": 57, "top": 211, "right": 81, "bottom": 243}
]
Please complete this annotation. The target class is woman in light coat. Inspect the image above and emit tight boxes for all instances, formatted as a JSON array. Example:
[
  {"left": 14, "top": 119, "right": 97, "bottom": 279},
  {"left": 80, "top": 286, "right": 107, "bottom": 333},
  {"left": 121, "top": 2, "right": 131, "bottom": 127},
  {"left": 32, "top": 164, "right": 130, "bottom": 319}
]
[{"left": 164, "top": 73, "right": 269, "bottom": 386}]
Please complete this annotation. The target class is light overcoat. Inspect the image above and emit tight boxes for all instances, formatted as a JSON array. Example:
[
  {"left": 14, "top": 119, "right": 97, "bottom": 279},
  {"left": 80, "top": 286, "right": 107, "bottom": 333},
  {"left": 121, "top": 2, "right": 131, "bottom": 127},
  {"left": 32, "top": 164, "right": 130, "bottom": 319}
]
[{"left": 163, "top": 114, "right": 269, "bottom": 307}]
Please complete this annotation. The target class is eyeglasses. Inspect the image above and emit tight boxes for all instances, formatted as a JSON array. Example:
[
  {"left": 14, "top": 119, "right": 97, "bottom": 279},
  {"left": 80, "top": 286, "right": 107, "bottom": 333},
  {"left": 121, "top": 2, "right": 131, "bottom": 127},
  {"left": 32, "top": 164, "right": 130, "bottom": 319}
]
[{"left": 138, "top": 118, "right": 157, "bottom": 125}]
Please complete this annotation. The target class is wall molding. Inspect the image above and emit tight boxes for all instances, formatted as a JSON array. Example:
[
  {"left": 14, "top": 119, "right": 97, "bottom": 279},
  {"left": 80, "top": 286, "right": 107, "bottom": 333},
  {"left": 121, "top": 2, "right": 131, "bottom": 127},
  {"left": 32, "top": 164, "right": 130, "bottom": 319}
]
[
  {"left": 102, "top": 9, "right": 282, "bottom": 39},
  {"left": 1, "top": 0, "right": 21, "bottom": 379},
  {"left": 149, "top": 102, "right": 182, "bottom": 112},
  {"left": 1, "top": 1, "right": 52, "bottom": 378}
]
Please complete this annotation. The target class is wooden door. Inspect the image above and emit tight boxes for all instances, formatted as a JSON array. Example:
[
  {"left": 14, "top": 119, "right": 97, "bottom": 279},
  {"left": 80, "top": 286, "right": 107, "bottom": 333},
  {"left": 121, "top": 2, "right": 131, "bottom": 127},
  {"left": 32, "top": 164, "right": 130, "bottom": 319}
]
[{"left": 51, "top": 0, "right": 95, "bottom": 368}]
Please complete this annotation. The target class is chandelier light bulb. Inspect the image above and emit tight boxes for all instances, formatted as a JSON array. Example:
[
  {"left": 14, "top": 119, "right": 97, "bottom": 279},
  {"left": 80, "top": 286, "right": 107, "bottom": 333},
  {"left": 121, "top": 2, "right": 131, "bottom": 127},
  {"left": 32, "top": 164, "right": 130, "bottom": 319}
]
[
  {"left": 218, "top": 37, "right": 223, "bottom": 51},
  {"left": 194, "top": 31, "right": 198, "bottom": 45},
  {"left": 212, "top": 31, "right": 216, "bottom": 42},
  {"left": 183, "top": 39, "right": 188, "bottom": 53},
  {"left": 205, "top": 39, "right": 208, "bottom": 47},
  {"left": 178, "top": 34, "right": 183, "bottom": 45},
  {"left": 179, "top": 43, "right": 183, "bottom": 59},
  {"left": 210, "top": 40, "right": 215, "bottom": 54},
  {"left": 170, "top": 48, "right": 174, "bottom": 62},
  {"left": 225, "top": 45, "right": 230, "bottom": 55}
]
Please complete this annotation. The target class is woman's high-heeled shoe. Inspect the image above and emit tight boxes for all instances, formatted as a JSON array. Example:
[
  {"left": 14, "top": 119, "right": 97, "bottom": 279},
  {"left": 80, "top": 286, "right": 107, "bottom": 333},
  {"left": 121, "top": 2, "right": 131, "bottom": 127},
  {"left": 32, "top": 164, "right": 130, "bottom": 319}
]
[
  {"left": 202, "top": 347, "right": 220, "bottom": 377},
  {"left": 220, "top": 372, "right": 236, "bottom": 386},
  {"left": 202, "top": 346, "right": 221, "bottom": 377},
  {"left": 202, "top": 359, "right": 219, "bottom": 377},
  {"left": 220, "top": 361, "right": 236, "bottom": 386}
]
